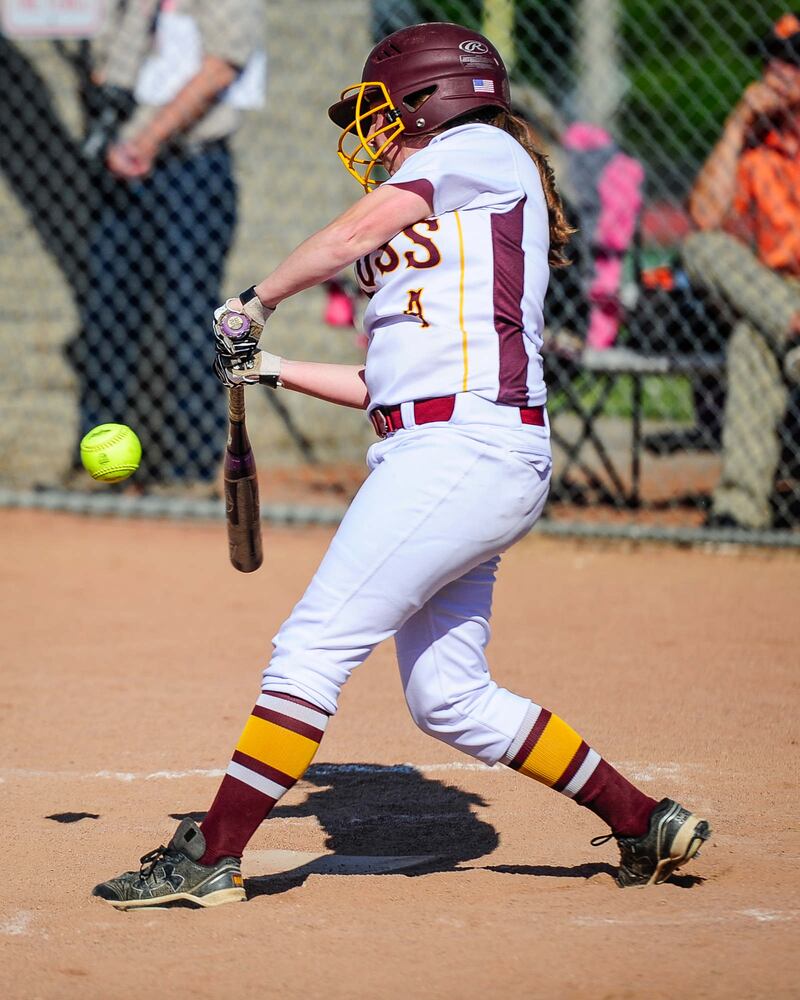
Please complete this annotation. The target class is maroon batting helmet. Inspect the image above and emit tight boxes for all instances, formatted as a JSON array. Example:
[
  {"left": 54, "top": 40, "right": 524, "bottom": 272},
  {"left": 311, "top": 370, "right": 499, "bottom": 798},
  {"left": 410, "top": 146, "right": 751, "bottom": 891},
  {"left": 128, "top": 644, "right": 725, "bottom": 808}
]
[
  {"left": 329, "top": 22, "right": 511, "bottom": 190},
  {"left": 329, "top": 22, "right": 511, "bottom": 136}
]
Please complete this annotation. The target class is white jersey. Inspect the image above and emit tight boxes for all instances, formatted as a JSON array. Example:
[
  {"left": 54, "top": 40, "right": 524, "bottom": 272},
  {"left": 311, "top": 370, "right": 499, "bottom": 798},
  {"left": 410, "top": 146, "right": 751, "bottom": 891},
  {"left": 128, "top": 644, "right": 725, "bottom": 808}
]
[{"left": 357, "top": 122, "right": 551, "bottom": 410}]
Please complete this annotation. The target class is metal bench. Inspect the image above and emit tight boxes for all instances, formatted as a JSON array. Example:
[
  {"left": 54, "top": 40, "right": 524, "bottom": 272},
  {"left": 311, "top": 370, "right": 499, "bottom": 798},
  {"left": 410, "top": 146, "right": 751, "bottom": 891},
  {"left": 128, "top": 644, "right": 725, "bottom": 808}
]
[{"left": 547, "top": 346, "right": 727, "bottom": 507}]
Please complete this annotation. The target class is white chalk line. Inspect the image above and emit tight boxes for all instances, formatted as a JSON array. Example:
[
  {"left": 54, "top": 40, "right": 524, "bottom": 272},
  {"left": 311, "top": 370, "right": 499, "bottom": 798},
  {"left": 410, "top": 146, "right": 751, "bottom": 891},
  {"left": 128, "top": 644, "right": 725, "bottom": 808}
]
[
  {"left": 616, "top": 762, "right": 702, "bottom": 784},
  {"left": 0, "top": 911, "right": 33, "bottom": 937},
  {"left": 0, "top": 767, "right": 224, "bottom": 783},
  {"left": 0, "top": 760, "right": 694, "bottom": 784},
  {"left": 573, "top": 908, "right": 799, "bottom": 929},
  {"left": 0, "top": 762, "right": 497, "bottom": 783}
]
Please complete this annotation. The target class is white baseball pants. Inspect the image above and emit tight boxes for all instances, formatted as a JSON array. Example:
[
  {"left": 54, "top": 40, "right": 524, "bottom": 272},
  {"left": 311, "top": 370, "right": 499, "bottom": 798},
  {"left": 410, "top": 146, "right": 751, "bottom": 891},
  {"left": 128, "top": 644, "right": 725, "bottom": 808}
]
[{"left": 263, "top": 396, "right": 552, "bottom": 764}]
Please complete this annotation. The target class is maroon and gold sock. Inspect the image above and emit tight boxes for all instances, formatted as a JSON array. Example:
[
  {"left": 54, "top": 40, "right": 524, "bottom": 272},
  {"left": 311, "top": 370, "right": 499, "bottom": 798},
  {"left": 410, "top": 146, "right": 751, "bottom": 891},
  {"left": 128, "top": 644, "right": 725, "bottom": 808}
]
[
  {"left": 501, "top": 704, "right": 657, "bottom": 837},
  {"left": 199, "top": 691, "right": 329, "bottom": 864}
]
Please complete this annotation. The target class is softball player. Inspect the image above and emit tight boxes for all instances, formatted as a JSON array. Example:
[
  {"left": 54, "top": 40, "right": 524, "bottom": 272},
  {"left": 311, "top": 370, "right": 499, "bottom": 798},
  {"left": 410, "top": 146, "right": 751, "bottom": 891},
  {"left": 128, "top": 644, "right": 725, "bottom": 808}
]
[{"left": 94, "top": 22, "right": 710, "bottom": 908}]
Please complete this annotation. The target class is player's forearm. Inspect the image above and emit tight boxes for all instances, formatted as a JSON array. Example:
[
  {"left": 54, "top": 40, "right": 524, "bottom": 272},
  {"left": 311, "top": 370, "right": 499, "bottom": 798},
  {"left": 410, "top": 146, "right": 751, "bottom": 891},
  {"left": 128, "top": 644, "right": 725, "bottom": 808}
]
[
  {"left": 253, "top": 225, "right": 379, "bottom": 308},
  {"left": 279, "top": 360, "right": 369, "bottom": 409},
  {"left": 252, "top": 185, "right": 433, "bottom": 308},
  {"left": 688, "top": 115, "right": 747, "bottom": 230}
]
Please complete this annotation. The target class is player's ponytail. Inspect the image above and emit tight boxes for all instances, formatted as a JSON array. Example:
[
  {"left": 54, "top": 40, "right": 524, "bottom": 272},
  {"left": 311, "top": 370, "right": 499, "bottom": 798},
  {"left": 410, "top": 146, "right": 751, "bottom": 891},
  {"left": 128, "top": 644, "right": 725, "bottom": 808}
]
[{"left": 491, "top": 110, "right": 575, "bottom": 268}]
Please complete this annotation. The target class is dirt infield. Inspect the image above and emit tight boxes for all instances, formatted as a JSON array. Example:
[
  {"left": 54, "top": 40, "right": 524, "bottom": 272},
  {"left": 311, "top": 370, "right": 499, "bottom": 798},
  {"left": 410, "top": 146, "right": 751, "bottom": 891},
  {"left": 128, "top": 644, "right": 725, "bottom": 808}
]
[{"left": 1, "top": 510, "right": 798, "bottom": 999}]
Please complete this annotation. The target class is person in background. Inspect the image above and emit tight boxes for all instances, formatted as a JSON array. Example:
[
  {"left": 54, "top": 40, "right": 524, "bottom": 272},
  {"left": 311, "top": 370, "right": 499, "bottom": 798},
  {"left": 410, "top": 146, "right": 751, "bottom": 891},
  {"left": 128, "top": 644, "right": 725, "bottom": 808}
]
[
  {"left": 67, "top": 0, "right": 265, "bottom": 494},
  {"left": 683, "top": 12, "right": 800, "bottom": 531}
]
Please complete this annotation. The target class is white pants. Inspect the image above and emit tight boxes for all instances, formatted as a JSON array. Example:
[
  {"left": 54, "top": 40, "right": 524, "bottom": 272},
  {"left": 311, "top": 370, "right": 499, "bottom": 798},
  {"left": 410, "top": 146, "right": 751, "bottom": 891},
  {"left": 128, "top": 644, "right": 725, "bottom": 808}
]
[{"left": 263, "top": 396, "right": 552, "bottom": 765}]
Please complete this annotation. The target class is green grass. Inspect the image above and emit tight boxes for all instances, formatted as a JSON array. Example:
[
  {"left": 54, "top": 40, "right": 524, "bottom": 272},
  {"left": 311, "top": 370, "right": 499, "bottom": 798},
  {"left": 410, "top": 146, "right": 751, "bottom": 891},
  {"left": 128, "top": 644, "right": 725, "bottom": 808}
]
[{"left": 548, "top": 372, "right": 695, "bottom": 423}]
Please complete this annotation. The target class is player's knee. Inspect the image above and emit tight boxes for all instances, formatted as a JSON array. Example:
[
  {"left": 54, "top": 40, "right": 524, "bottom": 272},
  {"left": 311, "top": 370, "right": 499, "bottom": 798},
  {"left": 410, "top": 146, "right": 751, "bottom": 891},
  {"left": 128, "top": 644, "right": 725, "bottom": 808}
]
[
  {"left": 407, "top": 698, "right": 459, "bottom": 741},
  {"left": 405, "top": 686, "right": 484, "bottom": 744},
  {"left": 405, "top": 689, "right": 508, "bottom": 765}
]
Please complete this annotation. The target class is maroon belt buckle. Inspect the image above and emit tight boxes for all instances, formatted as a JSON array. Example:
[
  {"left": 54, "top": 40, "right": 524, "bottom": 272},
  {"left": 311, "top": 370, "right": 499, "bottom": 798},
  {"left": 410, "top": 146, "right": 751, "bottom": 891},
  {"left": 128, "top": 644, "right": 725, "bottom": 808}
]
[{"left": 370, "top": 408, "right": 389, "bottom": 438}]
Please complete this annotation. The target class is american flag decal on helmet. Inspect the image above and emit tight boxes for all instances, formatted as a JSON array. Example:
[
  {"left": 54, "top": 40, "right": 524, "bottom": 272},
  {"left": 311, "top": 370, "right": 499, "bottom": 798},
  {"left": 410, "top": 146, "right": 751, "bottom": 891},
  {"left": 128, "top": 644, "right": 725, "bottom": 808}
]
[{"left": 472, "top": 79, "right": 495, "bottom": 93}]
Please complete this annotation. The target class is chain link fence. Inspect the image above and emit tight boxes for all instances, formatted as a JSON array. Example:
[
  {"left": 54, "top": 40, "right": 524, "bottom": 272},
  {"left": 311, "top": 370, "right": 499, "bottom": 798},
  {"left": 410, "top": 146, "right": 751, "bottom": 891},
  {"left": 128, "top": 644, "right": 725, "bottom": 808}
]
[{"left": 1, "top": 0, "right": 799, "bottom": 543}]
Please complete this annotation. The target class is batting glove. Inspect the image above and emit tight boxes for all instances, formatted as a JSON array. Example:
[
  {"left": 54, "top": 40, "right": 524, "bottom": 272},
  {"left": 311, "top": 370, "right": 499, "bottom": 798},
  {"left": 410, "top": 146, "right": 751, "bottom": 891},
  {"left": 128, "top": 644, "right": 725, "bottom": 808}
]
[
  {"left": 214, "top": 348, "right": 282, "bottom": 388},
  {"left": 214, "top": 286, "right": 274, "bottom": 359}
]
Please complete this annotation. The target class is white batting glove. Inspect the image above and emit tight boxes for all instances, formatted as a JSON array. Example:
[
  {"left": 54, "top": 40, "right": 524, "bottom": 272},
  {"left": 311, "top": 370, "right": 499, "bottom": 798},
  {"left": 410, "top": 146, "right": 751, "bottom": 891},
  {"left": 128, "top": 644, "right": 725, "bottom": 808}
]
[
  {"left": 213, "top": 348, "right": 282, "bottom": 388},
  {"left": 214, "top": 286, "right": 275, "bottom": 359}
]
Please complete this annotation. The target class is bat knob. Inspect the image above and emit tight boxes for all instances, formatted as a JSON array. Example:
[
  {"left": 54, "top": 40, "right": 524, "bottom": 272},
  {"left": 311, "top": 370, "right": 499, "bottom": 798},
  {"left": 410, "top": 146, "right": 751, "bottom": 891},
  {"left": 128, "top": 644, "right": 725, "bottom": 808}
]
[{"left": 222, "top": 313, "right": 251, "bottom": 339}]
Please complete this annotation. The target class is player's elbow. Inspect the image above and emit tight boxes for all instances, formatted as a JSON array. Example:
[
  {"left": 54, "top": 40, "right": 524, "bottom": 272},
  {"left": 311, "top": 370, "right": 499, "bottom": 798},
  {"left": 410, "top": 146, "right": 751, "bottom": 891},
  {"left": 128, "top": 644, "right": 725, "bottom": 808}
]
[{"left": 324, "top": 220, "right": 380, "bottom": 264}]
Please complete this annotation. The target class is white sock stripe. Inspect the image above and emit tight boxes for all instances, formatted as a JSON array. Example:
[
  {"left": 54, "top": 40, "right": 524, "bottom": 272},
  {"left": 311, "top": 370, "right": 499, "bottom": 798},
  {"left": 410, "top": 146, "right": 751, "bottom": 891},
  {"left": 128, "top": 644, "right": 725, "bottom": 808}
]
[
  {"left": 257, "top": 694, "right": 329, "bottom": 731},
  {"left": 562, "top": 748, "right": 601, "bottom": 798},
  {"left": 226, "top": 760, "right": 288, "bottom": 800},
  {"left": 501, "top": 703, "right": 542, "bottom": 765}
]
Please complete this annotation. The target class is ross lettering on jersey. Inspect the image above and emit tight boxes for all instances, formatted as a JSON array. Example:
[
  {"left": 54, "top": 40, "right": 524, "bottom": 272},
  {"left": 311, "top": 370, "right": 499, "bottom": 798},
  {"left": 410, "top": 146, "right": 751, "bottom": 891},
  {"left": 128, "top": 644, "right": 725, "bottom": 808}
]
[
  {"left": 355, "top": 254, "right": 376, "bottom": 292},
  {"left": 402, "top": 220, "right": 442, "bottom": 270},
  {"left": 375, "top": 242, "right": 401, "bottom": 275},
  {"left": 403, "top": 288, "right": 430, "bottom": 328},
  {"left": 357, "top": 224, "right": 441, "bottom": 292}
]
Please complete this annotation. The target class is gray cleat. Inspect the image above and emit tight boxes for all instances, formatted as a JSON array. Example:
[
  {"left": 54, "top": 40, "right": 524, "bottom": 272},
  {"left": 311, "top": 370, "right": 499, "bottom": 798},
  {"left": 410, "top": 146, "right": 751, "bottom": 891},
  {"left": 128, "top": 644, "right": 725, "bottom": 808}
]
[
  {"left": 594, "top": 798, "right": 712, "bottom": 887},
  {"left": 92, "top": 818, "right": 246, "bottom": 910}
]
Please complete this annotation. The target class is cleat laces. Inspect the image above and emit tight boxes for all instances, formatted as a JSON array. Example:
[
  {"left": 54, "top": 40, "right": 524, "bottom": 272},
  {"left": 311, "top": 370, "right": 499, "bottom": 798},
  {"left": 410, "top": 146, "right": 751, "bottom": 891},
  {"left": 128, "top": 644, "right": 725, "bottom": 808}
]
[{"left": 138, "top": 845, "right": 171, "bottom": 881}]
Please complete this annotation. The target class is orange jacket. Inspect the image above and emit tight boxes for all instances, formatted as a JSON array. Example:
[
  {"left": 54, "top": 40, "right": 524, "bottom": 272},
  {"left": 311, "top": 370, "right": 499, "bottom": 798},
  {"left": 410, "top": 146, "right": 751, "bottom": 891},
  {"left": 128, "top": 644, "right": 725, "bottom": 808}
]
[{"left": 733, "top": 130, "right": 800, "bottom": 274}]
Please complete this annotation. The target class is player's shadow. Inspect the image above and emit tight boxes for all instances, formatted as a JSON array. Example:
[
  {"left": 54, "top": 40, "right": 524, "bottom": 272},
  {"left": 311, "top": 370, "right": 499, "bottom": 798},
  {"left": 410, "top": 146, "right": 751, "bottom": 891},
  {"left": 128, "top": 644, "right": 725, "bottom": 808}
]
[
  {"left": 480, "top": 863, "right": 704, "bottom": 888},
  {"left": 241, "top": 763, "right": 499, "bottom": 898},
  {"left": 171, "top": 764, "right": 704, "bottom": 894},
  {"left": 46, "top": 811, "right": 100, "bottom": 823},
  {"left": 483, "top": 862, "right": 617, "bottom": 880}
]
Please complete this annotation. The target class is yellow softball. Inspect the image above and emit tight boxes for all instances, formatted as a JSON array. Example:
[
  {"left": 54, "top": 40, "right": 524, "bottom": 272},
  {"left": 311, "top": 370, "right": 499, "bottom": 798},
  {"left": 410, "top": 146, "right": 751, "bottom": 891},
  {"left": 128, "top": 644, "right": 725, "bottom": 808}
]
[{"left": 80, "top": 424, "right": 142, "bottom": 483}]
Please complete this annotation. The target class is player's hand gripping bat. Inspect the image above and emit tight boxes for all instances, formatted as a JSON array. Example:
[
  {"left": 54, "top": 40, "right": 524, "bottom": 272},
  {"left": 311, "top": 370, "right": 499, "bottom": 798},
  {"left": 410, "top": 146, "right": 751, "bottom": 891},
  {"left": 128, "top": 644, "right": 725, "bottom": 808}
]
[{"left": 224, "top": 385, "right": 263, "bottom": 573}]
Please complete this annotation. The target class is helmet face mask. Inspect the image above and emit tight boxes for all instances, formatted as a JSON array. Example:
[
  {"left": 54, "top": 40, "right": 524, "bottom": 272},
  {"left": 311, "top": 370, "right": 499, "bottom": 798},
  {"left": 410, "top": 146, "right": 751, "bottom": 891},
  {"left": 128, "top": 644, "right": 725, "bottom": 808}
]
[
  {"left": 329, "top": 22, "right": 510, "bottom": 191},
  {"left": 336, "top": 81, "right": 406, "bottom": 192}
]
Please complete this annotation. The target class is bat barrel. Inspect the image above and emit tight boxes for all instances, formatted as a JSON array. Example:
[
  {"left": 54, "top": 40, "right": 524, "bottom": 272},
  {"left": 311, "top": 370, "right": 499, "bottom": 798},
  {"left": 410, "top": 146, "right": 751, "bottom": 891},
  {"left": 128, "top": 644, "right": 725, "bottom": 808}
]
[
  {"left": 224, "top": 476, "right": 263, "bottom": 572},
  {"left": 225, "top": 386, "right": 263, "bottom": 573}
]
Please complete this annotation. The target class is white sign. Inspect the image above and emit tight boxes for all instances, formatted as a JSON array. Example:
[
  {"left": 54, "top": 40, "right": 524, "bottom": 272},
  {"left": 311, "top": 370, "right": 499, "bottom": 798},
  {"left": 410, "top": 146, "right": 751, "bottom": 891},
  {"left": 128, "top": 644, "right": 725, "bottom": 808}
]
[{"left": 2, "top": 0, "right": 106, "bottom": 38}]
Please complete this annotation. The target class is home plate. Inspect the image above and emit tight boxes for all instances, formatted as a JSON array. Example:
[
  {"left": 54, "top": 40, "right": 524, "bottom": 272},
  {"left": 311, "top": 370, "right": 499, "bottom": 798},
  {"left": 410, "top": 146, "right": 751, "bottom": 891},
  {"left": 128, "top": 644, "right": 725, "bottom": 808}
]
[{"left": 244, "top": 850, "right": 436, "bottom": 877}]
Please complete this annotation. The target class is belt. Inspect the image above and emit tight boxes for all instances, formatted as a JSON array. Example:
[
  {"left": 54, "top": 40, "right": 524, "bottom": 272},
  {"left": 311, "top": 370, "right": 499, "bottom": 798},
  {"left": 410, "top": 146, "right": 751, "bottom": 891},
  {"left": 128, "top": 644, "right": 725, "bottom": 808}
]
[{"left": 369, "top": 394, "right": 545, "bottom": 438}]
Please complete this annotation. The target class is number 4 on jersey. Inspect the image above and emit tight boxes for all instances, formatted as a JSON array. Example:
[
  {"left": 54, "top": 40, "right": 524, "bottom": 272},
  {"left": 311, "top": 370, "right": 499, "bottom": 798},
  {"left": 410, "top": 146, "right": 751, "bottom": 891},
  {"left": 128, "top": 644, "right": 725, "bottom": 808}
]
[{"left": 404, "top": 288, "right": 430, "bottom": 328}]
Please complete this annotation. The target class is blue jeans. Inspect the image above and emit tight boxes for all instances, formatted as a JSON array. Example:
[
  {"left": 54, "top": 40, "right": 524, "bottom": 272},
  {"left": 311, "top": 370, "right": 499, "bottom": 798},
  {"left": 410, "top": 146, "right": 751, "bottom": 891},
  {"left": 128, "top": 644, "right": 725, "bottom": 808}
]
[{"left": 72, "top": 141, "right": 237, "bottom": 483}]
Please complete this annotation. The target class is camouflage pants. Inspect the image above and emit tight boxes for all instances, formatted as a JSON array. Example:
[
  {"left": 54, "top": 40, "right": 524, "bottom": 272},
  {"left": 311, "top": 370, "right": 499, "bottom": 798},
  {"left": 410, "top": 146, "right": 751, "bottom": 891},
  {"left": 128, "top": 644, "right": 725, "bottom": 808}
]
[{"left": 683, "top": 232, "right": 799, "bottom": 528}]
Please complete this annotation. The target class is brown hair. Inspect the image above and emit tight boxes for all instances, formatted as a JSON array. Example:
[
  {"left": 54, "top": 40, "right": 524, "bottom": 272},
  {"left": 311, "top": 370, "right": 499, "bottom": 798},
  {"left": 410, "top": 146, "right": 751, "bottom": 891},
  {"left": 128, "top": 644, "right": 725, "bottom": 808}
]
[{"left": 490, "top": 109, "right": 575, "bottom": 268}]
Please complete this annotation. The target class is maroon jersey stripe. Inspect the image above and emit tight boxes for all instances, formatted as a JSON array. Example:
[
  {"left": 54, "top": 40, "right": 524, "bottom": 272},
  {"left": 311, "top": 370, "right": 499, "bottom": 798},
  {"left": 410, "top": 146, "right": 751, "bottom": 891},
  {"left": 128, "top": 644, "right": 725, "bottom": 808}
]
[
  {"left": 388, "top": 177, "right": 435, "bottom": 209},
  {"left": 510, "top": 707, "right": 552, "bottom": 770},
  {"left": 492, "top": 197, "right": 529, "bottom": 406}
]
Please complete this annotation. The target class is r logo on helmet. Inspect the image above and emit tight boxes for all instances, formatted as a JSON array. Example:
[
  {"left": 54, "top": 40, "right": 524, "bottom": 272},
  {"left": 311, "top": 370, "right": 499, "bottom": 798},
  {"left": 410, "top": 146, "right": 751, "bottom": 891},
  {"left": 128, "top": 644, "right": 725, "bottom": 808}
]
[{"left": 459, "top": 40, "right": 489, "bottom": 54}]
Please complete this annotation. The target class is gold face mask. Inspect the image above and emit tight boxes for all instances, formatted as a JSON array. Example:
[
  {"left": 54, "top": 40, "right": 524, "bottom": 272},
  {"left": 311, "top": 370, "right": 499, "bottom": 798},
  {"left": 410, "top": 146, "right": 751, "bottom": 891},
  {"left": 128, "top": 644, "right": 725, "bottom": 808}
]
[{"left": 336, "top": 81, "right": 405, "bottom": 192}]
